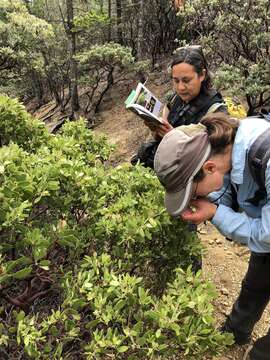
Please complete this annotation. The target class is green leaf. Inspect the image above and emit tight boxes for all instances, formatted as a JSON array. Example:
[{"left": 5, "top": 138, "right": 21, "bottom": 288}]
[
  {"left": 16, "top": 310, "right": 25, "bottom": 322},
  {"left": 0, "top": 274, "right": 12, "bottom": 284},
  {"left": 145, "top": 310, "right": 160, "bottom": 322},
  {"left": 6, "top": 257, "right": 32, "bottom": 273},
  {"left": 12, "top": 266, "right": 32, "bottom": 280},
  {"left": 47, "top": 181, "right": 59, "bottom": 191},
  {"left": 86, "top": 319, "right": 100, "bottom": 329},
  {"left": 118, "top": 345, "right": 129, "bottom": 353},
  {"left": 33, "top": 246, "right": 48, "bottom": 263},
  {"left": 115, "top": 299, "right": 126, "bottom": 312},
  {"left": 170, "top": 323, "right": 180, "bottom": 336},
  {"left": 38, "top": 259, "right": 51, "bottom": 271},
  {"left": 133, "top": 321, "right": 143, "bottom": 334},
  {"left": 50, "top": 325, "right": 59, "bottom": 337}
]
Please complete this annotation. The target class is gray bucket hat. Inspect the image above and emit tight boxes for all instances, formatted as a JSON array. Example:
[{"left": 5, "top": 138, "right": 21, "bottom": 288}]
[{"left": 154, "top": 123, "right": 211, "bottom": 216}]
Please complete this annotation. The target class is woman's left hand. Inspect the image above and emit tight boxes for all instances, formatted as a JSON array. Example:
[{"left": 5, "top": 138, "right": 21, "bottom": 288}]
[{"left": 180, "top": 198, "right": 217, "bottom": 225}]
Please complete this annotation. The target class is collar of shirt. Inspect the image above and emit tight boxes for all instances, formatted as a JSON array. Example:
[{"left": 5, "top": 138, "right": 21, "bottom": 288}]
[{"left": 231, "top": 117, "right": 270, "bottom": 185}]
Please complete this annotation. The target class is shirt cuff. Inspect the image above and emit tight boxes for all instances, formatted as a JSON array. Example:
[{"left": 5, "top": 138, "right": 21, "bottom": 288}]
[{"left": 211, "top": 204, "right": 228, "bottom": 227}]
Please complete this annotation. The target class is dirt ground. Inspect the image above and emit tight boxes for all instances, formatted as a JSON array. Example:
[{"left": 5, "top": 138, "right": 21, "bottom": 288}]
[{"left": 93, "top": 91, "right": 270, "bottom": 360}]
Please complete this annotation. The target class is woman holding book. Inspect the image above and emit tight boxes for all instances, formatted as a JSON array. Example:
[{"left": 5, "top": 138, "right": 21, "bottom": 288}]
[
  {"left": 131, "top": 45, "right": 228, "bottom": 273},
  {"left": 155, "top": 45, "right": 227, "bottom": 136},
  {"left": 131, "top": 45, "right": 227, "bottom": 168}
]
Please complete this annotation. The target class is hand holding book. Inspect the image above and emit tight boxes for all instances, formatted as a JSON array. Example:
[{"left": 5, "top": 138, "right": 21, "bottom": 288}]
[
  {"left": 151, "top": 119, "right": 173, "bottom": 138},
  {"left": 125, "top": 82, "right": 165, "bottom": 127}
]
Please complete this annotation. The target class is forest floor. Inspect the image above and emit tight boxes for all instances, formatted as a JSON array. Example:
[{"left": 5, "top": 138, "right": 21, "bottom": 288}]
[{"left": 91, "top": 76, "right": 270, "bottom": 360}]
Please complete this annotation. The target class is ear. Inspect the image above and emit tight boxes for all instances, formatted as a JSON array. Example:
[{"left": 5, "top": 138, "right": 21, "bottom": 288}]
[
  {"left": 202, "top": 160, "right": 217, "bottom": 175},
  {"left": 199, "top": 69, "right": 206, "bottom": 82}
]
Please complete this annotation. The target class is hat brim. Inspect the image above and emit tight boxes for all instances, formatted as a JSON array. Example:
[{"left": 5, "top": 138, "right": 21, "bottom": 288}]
[
  {"left": 164, "top": 180, "right": 193, "bottom": 217},
  {"left": 164, "top": 142, "right": 211, "bottom": 217}
]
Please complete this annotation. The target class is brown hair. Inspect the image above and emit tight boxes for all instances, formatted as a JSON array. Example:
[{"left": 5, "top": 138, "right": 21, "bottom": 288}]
[
  {"left": 194, "top": 112, "right": 239, "bottom": 181},
  {"left": 171, "top": 45, "right": 212, "bottom": 90}
]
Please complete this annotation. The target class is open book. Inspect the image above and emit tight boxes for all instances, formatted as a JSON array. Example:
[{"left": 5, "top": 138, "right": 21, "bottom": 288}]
[{"left": 125, "top": 83, "right": 164, "bottom": 126}]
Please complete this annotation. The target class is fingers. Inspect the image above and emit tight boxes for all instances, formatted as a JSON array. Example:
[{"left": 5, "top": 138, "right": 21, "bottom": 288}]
[
  {"left": 144, "top": 119, "right": 173, "bottom": 138},
  {"left": 161, "top": 121, "right": 173, "bottom": 132},
  {"left": 144, "top": 122, "right": 157, "bottom": 131},
  {"left": 181, "top": 201, "right": 217, "bottom": 224},
  {"left": 181, "top": 211, "right": 201, "bottom": 224},
  {"left": 156, "top": 123, "right": 173, "bottom": 137}
]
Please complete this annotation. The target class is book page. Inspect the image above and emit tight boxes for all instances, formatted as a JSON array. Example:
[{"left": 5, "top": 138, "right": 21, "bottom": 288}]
[
  {"left": 131, "top": 103, "right": 163, "bottom": 124},
  {"left": 133, "top": 83, "right": 163, "bottom": 120},
  {"left": 125, "top": 83, "right": 165, "bottom": 126}
]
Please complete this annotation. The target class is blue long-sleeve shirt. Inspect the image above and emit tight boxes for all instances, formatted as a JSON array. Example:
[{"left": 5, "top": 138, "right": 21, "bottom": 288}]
[{"left": 211, "top": 117, "right": 270, "bottom": 253}]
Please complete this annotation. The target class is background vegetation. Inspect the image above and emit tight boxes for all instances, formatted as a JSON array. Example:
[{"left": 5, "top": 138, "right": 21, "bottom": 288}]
[{"left": 1, "top": 0, "right": 268, "bottom": 119}]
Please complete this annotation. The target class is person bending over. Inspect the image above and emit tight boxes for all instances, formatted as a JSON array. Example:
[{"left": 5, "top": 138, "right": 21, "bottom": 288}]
[{"left": 154, "top": 112, "right": 270, "bottom": 360}]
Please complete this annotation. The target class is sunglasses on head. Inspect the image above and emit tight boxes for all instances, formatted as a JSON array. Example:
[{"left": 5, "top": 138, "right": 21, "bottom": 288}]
[{"left": 175, "top": 44, "right": 203, "bottom": 53}]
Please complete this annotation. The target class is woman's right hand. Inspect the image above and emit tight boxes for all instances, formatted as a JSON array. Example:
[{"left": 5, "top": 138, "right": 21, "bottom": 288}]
[
  {"left": 144, "top": 119, "right": 173, "bottom": 139},
  {"left": 181, "top": 199, "right": 218, "bottom": 224},
  {"left": 155, "top": 120, "right": 173, "bottom": 138},
  {"left": 143, "top": 121, "right": 161, "bottom": 140}
]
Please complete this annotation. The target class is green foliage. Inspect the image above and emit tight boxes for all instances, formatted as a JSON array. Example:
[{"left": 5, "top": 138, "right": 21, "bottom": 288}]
[
  {"left": 76, "top": 43, "right": 137, "bottom": 113},
  {"left": 0, "top": 0, "right": 183, "bottom": 111},
  {"left": 13, "top": 254, "right": 232, "bottom": 359},
  {"left": 76, "top": 42, "right": 134, "bottom": 69},
  {"left": 0, "top": 98, "right": 232, "bottom": 358},
  {"left": 0, "top": 0, "right": 56, "bottom": 101},
  {"left": 0, "top": 95, "right": 49, "bottom": 150},
  {"left": 68, "top": 254, "right": 232, "bottom": 360},
  {"left": 15, "top": 308, "right": 81, "bottom": 358},
  {"left": 0, "top": 0, "right": 54, "bottom": 71},
  {"left": 74, "top": 10, "right": 110, "bottom": 32},
  {"left": 55, "top": 119, "right": 114, "bottom": 163},
  {"left": 90, "top": 163, "right": 202, "bottom": 285},
  {"left": 177, "top": 0, "right": 270, "bottom": 114}
]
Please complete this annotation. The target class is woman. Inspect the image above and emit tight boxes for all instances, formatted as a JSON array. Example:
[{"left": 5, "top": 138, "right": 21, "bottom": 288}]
[
  {"left": 132, "top": 45, "right": 227, "bottom": 168},
  {"left": 154, "top": 112, "right": 270, "bottom": 360}
]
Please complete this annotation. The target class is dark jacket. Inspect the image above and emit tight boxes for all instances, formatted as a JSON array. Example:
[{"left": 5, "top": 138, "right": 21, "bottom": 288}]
[
  {"left": 167, "top": 88, "right": 227, "bottom": 127},
  {"left": 132, "top": 88, "right": 227, "bottom": 169}
]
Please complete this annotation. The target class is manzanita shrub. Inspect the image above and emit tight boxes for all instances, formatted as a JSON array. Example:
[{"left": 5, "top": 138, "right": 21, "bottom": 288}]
[
  {"left": 0, "top": 96, "right": 49, "bottom": 150},
  {"left": 0, "top": 95, "right": 233, "bottom": 359}
]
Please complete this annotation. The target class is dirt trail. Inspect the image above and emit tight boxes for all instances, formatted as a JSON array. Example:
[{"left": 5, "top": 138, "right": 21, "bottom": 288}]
[
  {"left": 94, "top": 94, "right": 270, "bottom": 360},
  {"left": 199, "top": 223, "right": 270, "bottom": 359}
]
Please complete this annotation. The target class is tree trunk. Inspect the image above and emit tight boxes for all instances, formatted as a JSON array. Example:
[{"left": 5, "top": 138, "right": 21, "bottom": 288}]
[
  {"left": 66, "top": 0, "right": 79, "bottom": 114},
  {"left": 108, "top": 0, "right": 112, "bottom": 41},
  {"left": 31, "top": 70, "right": 44, "bottom": 108},
  {"left": 99, "top": 0, "right": 104, "bottom": 12},
  {"left": 246, "top": 95, "right": 255, "bottom": 116},
  {"left": 41, "top": 51, "right": 62, "bottom": 106},
  {"left": 116, "top": 0, "right": 123, "bottom": 44},
  {"left": 137, "top": 0, "right": 144, "bottom": 60},
  {"left": 94, "top": 67, "right": 114, "bottom": 113}
]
